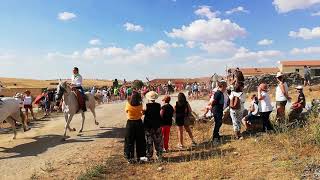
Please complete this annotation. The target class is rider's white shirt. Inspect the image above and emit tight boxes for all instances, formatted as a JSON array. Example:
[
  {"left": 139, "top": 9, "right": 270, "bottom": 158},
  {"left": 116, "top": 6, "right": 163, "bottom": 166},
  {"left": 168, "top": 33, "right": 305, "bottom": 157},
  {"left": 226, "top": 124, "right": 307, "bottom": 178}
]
[{"left": 72, "top": 74, "right": 83, "bottom": 87}]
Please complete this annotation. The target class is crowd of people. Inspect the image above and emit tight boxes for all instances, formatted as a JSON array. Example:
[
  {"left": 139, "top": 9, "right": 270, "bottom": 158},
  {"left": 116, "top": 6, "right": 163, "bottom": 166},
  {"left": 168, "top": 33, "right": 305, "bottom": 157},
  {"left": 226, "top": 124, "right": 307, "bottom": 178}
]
[
  {"left": 1, "top": 67, "right": 309, "bottom": 164},
  {"left": 122, "top": 68, "right": 308, "bottom": 163}
]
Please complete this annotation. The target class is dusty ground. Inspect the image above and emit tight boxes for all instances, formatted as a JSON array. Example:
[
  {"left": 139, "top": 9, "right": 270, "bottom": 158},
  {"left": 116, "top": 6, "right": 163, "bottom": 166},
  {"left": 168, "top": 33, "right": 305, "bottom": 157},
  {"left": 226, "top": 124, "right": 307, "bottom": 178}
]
[{"left": 0, "top": 101, "right": 128, "bottom": 180}]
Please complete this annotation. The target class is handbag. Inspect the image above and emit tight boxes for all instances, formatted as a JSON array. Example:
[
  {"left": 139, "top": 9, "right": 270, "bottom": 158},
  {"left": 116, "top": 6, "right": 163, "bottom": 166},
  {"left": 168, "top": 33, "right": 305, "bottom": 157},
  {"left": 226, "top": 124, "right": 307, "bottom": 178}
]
[{"left": 184, "top": 103, "right": 196, "bottom": 126}]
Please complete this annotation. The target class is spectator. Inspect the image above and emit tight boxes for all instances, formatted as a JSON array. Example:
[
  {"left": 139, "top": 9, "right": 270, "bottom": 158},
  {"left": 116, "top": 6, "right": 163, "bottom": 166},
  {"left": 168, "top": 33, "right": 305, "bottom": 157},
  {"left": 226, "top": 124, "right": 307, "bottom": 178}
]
[
  {"left": 23, "top": 90, "right": 36, "bottom": 123},
  {"left": 160, "top": 96, "right": 174, "bottom": 152},
  {"left": 242, "top": 94, "right": 259, "bottom": 130},
  {"left": 291, "top": 86, "right": 306, "bottom": 115},
  {"left": 47, "top": 89, "right": 55, "bottom": 112},
  {"left": 144, "top": 91, "right": 163, "bottom": 161},
  {"left": 258, "top": 83, "right": 274, "bottom": 131},
  {"left": 229, "top": 82, "right": 245, "bottom": 139},
  {"left": 304, "top": 66, "right": 311, "bottom": 86},
  {"left": 42, "top": 90, "right": 50, "bottom": 116},
  {"left": 232, "top": 68, "right": 245, "bottom": 86},
  {"left": 175, "top": 93, "right": 197, "bottom": 149},
  {"left": 212, "top": 81, "right": 227, "bottom": 142},
  {"left": 275, "top": 72, "right": 291, "bottom": 123},
  {"left": 124, "top": 91, "right": 146, "bottom": 163}
]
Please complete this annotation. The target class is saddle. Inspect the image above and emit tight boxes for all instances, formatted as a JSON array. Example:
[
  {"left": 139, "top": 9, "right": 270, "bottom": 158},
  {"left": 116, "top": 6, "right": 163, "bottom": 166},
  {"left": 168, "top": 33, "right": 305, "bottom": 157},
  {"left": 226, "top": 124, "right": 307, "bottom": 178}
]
[{"left": 71, "top": 88, "right": 87, "bottom": 112}]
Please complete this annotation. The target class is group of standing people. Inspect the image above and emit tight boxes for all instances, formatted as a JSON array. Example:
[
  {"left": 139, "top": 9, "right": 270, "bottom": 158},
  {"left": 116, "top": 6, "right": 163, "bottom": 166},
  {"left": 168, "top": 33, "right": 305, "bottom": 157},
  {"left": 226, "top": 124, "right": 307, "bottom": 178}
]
[
  {"left": 206, "top": 70, "right": 306, "bottom": 140},
  {"left": 124, "top": 91, "right": 197, "bottom": 163}
]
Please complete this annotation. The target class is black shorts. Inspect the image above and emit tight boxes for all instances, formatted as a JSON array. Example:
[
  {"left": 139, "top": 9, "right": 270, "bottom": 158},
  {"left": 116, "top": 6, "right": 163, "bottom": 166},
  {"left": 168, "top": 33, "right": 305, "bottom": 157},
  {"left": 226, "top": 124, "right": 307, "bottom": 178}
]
[
  {"left": 304, "top": 75, "right": 311, "bottom": 81},
  {"left": 276, "top": 101, "right": 287, "bottom": 107},
  {"left": 175, "top": 116, "right": 185, "bottom": 126},
  {"left": 247, "top": 114, "right": 258, "bottom": 123}
]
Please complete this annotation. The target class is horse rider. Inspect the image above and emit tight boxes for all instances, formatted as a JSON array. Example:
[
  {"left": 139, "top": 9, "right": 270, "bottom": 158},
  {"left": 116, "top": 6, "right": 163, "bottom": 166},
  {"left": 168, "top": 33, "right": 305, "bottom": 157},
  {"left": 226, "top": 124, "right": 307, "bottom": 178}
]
[{"left": 71, "top": 67, "right": 86, "bottom": 111}]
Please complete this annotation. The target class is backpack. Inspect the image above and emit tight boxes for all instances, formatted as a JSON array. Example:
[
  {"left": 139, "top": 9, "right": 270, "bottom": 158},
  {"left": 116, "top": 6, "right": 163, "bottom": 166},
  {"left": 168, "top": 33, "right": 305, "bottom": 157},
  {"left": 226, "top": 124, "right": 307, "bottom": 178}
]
[{"left": 230, "top": 93, "right": 242, "bottom": 110}]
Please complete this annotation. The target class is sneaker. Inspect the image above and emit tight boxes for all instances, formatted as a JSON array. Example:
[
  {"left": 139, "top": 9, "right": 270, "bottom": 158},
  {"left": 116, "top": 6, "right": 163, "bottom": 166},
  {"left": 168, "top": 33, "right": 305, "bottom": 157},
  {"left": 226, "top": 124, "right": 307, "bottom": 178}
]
[
  {"left": 177, "top": 144, "right": 184, "bottom": 149},
  {"left": 139, "top": 157, "right": 148, "bottom": 162},
  {"left": 162, "top": 149, "right": 167, "bottom": 153}
]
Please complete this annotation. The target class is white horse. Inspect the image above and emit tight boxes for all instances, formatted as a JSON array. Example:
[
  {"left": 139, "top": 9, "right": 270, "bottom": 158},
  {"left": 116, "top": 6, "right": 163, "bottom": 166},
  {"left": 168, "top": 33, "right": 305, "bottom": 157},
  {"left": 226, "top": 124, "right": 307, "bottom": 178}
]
[
  {"left": 56, "top": 81, "right": 99, "bottom": 140},
  {"left": 0, "top": 97, "right": 30, "bottom": 139}
]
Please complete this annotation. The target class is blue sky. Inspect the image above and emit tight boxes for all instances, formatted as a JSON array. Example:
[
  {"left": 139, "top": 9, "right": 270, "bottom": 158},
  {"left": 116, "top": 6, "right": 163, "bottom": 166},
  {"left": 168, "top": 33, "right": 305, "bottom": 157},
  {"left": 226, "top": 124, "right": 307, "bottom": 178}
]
[{"left": 0, "top": 0, "right": 320, "bottom": 80}]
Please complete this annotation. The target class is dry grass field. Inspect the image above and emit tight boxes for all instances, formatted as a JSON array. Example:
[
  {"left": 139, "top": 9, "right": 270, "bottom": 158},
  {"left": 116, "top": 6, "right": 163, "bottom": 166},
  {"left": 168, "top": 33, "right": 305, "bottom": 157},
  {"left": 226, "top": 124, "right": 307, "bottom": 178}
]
[
  {"left": 76, "top": 117, "right": 320, "bottom": 180},
  {"left": 0, "top": 77, "right": 114, "bottom": 97},
  {"left": 0, "top": 77, "right": 113, "bottom": 89}
]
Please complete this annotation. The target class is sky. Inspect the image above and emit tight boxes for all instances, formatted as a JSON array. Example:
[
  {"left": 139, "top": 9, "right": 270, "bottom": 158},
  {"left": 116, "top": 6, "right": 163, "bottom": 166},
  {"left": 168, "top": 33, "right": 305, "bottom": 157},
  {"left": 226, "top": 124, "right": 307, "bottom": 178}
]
[{"left": 0, "top": 0, "right": 320, "bottom": 80}]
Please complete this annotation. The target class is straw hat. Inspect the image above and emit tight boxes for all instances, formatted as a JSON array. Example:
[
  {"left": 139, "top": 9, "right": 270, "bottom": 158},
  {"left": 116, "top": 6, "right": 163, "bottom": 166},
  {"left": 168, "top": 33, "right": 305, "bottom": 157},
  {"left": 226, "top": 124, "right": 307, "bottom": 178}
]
[
  {"left": 295, "top": 85, "right": 303, "bottom": 90},
  {"left": 276, "top": 72, "right": 284, "bottom": 78},
  {"left": 146, "top": 91, "right": 159, "bottom": 101}
]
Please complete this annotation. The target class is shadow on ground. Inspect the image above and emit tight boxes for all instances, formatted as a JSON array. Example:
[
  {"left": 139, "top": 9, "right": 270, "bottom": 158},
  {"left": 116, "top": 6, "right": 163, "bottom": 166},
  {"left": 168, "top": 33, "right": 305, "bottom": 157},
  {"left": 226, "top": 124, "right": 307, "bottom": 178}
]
[{"left": 0, "top": 134, "right": 93, "bottom": 160}]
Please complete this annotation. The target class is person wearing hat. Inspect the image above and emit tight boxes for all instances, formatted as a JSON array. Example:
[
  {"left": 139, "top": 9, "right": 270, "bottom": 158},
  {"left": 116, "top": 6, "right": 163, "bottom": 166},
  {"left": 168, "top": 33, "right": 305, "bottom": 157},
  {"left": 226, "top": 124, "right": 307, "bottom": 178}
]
[
  {"left": 23, "top": 90, "right": 36, "bottom": 123},
  {"left": 258, "top": 83, "right": 274, "bottom": 131},
  {"left": 275, "top": 72, "right": 291, "bottom": 122},
  {"left": 291, "top": 86, "right": 306, "bottom": 115},
  {"left": 144, "top": 91, "right": 163, "bottom": 161},
  {"left": 160, "top": 95, "right": 174, "bottom": 152}
]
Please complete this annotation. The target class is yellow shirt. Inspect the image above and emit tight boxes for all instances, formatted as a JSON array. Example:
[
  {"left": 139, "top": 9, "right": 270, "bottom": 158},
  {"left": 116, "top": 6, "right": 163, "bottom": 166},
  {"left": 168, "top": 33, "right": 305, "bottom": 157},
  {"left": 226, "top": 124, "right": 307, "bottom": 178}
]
[{"left": 125, "top": 102, "right": 143, "bottom": 120}]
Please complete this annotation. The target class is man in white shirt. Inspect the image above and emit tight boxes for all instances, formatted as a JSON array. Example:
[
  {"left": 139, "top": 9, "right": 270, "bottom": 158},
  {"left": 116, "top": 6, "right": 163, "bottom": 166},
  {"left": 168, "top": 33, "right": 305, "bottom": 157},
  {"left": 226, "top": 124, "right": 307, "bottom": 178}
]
[
  {"left": 72, "top": 67, "right": 84, "bottom": 93},
  {"left": 71, "top": 67, "right": 86, "bottom": 111}
]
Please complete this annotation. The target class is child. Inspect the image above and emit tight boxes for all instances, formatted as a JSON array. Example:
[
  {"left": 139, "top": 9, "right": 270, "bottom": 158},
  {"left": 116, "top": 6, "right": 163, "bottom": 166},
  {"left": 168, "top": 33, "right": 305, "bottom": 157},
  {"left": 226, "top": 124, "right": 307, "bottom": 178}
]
[
  {"left": 124, "top": 91, "right": 146, "bottom": 163},
  {"left": 291, "top": 86, "right": 305, "bottom": 114},
  {"left": 160, "top": 96, "right": 174, "bottom": 152},
  {"left": 23, "top": 90, "right": 36, "bottom": 123},
  {"left": 144, "top": 91, "right": 163, "bottom": 161},
  {"left": 242, "top": 94, "right": 259, "bottom": 127}
]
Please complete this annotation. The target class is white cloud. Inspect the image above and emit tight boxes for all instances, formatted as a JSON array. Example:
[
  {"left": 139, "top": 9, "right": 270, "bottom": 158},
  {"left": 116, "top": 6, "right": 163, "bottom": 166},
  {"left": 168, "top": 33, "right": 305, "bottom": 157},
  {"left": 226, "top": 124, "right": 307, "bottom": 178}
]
[
  {"left": 47, "top": 51, "right": 80, "bottom": 60},
  {"left": 58, "top": 12, "right": 77, "bottom": 21},
  {"left": 225, "top": 6, "right": 249, "bottom": 15},
  {"left": 232, "top": 47, "right": 283, "bottom": 61},
  {"left": 89, "top": 39, "right": 102, "bottom": 46},
  {"left": 289, "top": 27, "right": 320, "bottom": 40},
  {"left": 166, "top": 18, "right": 246, "bottom": 42},
  {"left": 290, "top": 46, "right": 320, "bottom": 55},
  {"left": 200, "top": 40, "right": 238, "bottom": 55},
  {"left": 0, "top": 53, "right": 16, "bottom": 60},
  {"left": 258, "top": 39, "right": 274, "bottom": 46},
  {"left": 273, "top": 0, "right": 320, "bottom": 13},
  {"left": 311, "top": 11, "right": 320, "bottom": 16},
  {"left": 186, "top": 41, "right": 196, "bottom": 48},
  {"left": 47, "top": 40, "right": 178, "bottom": 64},
  {"left": 124, "top": 22, "right": 144, "bottom": 32},
  {"left": 183, "top": 48, "right": 283, "bottom": 75},
  {"left": 194, "top": 6, "right": 219, "bottom": 19},
  {"left": 171, "top": 43, "right": 184, "bottom": 48}
]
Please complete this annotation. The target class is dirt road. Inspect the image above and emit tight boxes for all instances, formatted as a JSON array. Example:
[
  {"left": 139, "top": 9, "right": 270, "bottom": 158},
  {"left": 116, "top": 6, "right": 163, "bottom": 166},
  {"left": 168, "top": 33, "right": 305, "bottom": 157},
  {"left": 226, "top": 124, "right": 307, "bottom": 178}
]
[
  {"left": 0, "top": 101, "right": 128, "bottom": 180},
  {"left": 0, "top": 96, "right": 207, "bottom": 180}
]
